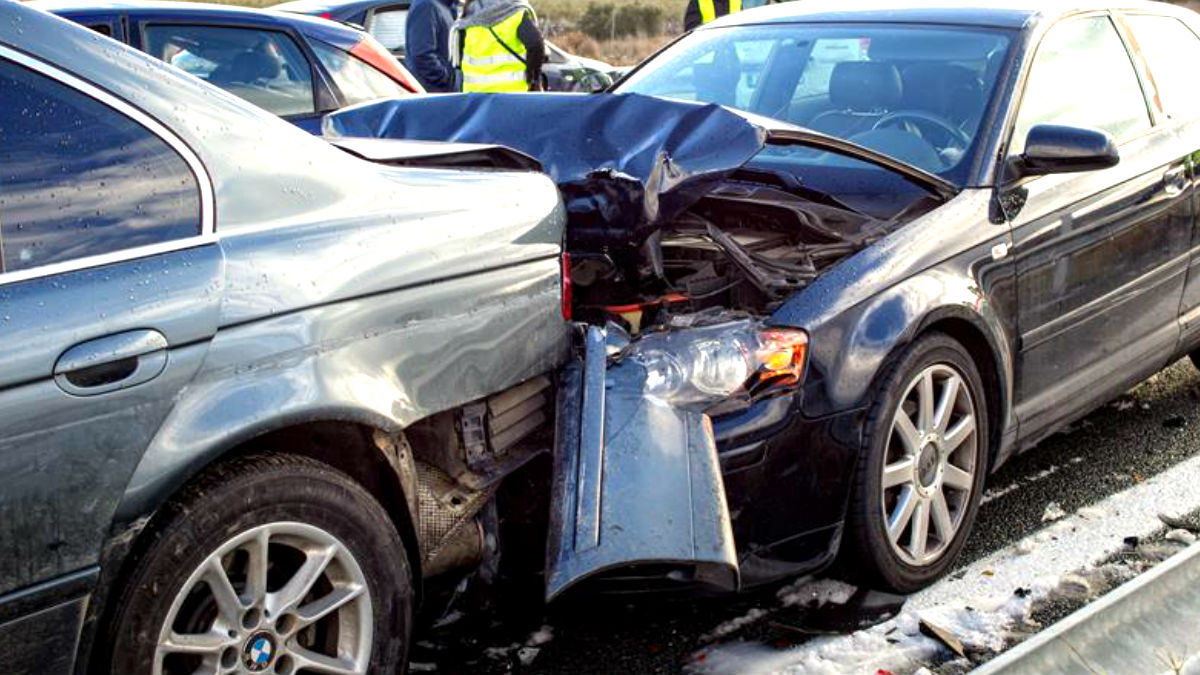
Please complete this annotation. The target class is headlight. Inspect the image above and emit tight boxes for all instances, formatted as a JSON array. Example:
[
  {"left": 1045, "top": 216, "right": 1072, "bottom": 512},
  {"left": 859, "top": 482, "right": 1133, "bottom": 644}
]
[{"left": 623, "top": 320, "right": 807, "bottom": 405}]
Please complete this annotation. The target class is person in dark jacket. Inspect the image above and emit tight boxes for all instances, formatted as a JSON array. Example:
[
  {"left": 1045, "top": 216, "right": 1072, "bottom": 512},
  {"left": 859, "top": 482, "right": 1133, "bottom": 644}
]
[
  {"left": 684, "top": 0, "right": 743, "bottom": 31},
  {"left": 405, "top": 0, "right": 457, "bottom": 92}
]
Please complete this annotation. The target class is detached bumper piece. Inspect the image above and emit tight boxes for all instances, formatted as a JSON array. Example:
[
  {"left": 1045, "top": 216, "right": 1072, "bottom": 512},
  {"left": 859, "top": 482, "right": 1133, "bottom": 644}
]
[{"left": 546, "top": 325, "right": 739, "bottom": 600}]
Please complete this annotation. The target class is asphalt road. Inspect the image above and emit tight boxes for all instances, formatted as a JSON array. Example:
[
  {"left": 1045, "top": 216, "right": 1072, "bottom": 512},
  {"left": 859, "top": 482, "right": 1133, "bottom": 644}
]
[{"left": 413, "top": 357, "right": 1200, "bottom": 675}]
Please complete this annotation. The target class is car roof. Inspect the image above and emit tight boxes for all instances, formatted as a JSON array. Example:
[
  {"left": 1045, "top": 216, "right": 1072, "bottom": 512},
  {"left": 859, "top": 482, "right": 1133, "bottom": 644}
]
[
  {"left": 272, "top": 0, "right": 389, "bottom": 18},
  {"left": 708, "top": 0, "right": 1190, "bottom": 30},
  {"left": 33, "top": 0, "right": 356, "bottom": 30},
  {"left": 30, "top": 0, "right": 366, "bottom": 47}
]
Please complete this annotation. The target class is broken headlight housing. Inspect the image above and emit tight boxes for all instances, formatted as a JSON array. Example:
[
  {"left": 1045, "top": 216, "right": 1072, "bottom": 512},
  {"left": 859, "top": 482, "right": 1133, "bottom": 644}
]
[{"left": 624, "top": 320, "right": 807, "bottom": 406}]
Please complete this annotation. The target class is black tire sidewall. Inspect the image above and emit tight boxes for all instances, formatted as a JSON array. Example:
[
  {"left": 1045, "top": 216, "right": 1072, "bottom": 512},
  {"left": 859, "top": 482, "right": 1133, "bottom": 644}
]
[
  {"left": 107, "top": 453, "right": 412, "bottom": 674},
  {"left": 849, "top": 333, "right": 989, "bottom": 593}
]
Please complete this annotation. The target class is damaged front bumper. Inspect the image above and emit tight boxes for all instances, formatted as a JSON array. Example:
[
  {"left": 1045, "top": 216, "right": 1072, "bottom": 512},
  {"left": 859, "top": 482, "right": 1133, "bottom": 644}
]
[{"left": 547, "top": 321, "right": 806, "bottom": 599}]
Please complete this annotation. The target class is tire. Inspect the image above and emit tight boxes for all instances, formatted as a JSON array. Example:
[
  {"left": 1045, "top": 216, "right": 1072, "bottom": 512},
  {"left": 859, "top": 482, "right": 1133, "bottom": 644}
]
[
  {"left": 1189, "top": 350, "right": 1200, "bottom": 373},
  {"left": 105, "top": 452, "right": 413, "bottom": 675},
  {"left": 842, "top": 332, "right": 989, "bottom": 593}
]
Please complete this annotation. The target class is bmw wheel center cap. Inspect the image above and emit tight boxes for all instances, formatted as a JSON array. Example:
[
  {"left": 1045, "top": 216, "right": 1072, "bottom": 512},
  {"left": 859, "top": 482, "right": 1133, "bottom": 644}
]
[{"left": 243, "top": 632, "right": 277, "bottom": 671}]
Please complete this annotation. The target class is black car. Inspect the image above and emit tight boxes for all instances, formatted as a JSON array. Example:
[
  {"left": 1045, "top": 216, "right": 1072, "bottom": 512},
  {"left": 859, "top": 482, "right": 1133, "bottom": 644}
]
[{"left": 327, "top": 0, "right": 1200, "bottom": 596}]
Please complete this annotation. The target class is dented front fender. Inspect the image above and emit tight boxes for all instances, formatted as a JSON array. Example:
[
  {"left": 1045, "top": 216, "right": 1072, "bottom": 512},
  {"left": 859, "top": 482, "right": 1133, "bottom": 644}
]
[{"left": 546, "top": 326, "right": 738, "bottom": 600}]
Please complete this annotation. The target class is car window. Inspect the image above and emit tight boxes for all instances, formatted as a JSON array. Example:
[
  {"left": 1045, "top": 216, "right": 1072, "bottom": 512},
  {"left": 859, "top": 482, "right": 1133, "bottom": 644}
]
[
  {"left": 0, "top": 59, "right": 201, "bottom": 275},
  {"left": 1012, "top": 16, "right": 1151, "bottom": 153},
  {"left": 310, "top": 40, "right": 408, "bottom": 105},
  {"left": 1123, "top": 14, "right": 1200, "bottom": 122},
  {"left": 618, "top": 24, "right": 1012, "bottom": 183},
  {"left": 143, "top": 24, "right": 316, "bottom": 117},
  {"left": 370, "top": 8, "right": 407, "bottom": 54},
  {"left": 87, "top": 24, "right": 113, "bottom": 37}
]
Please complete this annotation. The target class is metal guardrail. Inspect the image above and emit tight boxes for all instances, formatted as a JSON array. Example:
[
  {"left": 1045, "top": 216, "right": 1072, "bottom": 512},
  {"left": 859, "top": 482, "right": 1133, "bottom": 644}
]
[{"left": 971, "top": 541, "right": 1200, "bottom": 675}]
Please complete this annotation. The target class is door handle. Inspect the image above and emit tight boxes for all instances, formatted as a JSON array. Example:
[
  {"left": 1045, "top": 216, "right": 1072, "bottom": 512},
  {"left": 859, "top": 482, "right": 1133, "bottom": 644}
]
[
  {"left": 54, "top": 329, "right": 169, "bottom": 396},
  {"left": 1165, "top": 166, "right": 1188, "bottom": 197}
]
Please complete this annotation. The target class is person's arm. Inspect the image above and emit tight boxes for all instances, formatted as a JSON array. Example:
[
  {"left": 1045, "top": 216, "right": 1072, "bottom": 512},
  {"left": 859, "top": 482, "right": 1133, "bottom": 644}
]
[
  {"left": 405, "top": 1, "right": 455, "bottom": 92},
  {"left": 684, "top": 0, "right": 702, "bottom": 31},
  {"left": 517, "top": 12, "right": 545, "bottom": 90}
]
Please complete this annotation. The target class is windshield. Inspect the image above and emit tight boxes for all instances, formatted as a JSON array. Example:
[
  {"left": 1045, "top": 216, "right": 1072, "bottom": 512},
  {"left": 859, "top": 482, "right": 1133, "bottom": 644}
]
[{"left": 617, "top": 23, "right": 1014, "bottom": 184}]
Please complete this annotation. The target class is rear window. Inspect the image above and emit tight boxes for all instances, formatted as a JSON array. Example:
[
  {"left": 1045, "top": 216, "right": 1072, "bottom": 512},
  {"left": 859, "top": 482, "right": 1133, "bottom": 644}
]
[
  {"left": 143, "top": 24, "right": 317, "bottom": 117},
  {"left": 369, "top": 8, "right": 407, "bottom": 54},
  {"left": 311, "top": 40, "right": 409, "bottom": 105}
]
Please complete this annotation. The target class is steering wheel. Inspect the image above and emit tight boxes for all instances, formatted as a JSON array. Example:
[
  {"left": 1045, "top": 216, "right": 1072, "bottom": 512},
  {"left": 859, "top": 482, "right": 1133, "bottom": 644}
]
[{"left": 872, "top": 110, "right": 971, "bottom": 152}]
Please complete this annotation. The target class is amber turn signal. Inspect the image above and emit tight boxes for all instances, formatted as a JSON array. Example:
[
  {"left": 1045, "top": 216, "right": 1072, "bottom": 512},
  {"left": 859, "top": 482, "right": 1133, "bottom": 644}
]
[{"left": 755, "top": 329, "right": 808, "bottom": 383}]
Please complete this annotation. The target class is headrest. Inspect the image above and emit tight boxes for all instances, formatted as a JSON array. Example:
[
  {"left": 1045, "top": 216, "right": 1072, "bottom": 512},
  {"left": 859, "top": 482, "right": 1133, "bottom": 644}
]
[
  {"left": 229, "top": 50, "right": 281, "bottom": 83},
  {"left": 901, "top": 63, "right": 982, "bottom": 118},
  {"left": 829, "top": 61, "right": 903, "bottom": 112}
]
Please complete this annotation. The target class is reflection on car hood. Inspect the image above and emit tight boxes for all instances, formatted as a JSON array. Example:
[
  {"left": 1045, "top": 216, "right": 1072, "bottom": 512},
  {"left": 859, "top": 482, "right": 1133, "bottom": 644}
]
[{"left": 324, "top": 93, "right": 953, "bottom": 249}]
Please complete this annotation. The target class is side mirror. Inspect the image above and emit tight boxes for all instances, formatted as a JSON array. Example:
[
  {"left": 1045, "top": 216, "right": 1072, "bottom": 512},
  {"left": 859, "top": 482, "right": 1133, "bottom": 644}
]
[{"left": 1015, "top": 124, "right": 1119, "bottom": 178}]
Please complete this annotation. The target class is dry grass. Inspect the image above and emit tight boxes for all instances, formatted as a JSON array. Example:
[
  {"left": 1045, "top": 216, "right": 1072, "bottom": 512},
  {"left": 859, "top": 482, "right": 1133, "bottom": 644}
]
[
  {"left": 532, "top": 0, "right": 688, "bottom": 25},
  {"left": 171, "top": 0, "right": 681, "bottom": 64},
  {"left": 554, "top": 30, "right": 672, "bottom": 66}
]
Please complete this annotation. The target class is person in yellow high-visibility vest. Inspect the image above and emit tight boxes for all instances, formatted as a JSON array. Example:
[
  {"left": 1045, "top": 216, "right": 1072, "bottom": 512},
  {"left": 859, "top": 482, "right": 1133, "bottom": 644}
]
[
  {"left": 452, "top": 0, "right": 546, "bottom": 93},
  {"left": 684, "top": 0, "right": 743, "bottom": 31}
]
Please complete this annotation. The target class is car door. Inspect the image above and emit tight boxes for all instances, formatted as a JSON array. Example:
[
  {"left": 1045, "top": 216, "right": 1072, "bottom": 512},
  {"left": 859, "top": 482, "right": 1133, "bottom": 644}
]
[
  {"left": 133, "top": 19, "right": 332, "bottom": 133},
  {"left": 1119, "top": 12, "right": 1200, "bottom": 350},
  {"left": 0, "top": 50, "right": 222, "bottom": 598},
  {"left": 1003, "top": 13, "right": 1192, "bottom": 444}
]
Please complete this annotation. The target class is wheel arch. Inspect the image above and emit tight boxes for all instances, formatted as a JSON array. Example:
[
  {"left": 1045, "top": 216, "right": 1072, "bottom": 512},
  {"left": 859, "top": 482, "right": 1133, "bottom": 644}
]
[{"left": 80, "top": 412, "right": 423, "bottom": 675}]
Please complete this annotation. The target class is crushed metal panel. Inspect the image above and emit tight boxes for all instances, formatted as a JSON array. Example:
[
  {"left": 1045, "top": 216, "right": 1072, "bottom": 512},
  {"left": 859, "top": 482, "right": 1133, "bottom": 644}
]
[
  {"left": 547, "top": 326, "right": 739, "bottom": 600},
  {"left": 323, "top": 93, "right": 769, "bottom": 252}
]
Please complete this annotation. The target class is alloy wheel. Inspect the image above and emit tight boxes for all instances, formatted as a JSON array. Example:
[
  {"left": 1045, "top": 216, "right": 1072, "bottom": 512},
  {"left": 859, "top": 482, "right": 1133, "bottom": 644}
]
[
  {"left": 154, "top": 522, "right": 373, "bottom": 675},
  {"left": 881, "top": 364, "right": 978, "bottom": 566}
]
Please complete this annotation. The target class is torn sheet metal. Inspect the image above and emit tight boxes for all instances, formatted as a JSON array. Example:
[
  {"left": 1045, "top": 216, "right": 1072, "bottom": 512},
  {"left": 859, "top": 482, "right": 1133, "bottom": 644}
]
[
  {"left": 323, "top": 93, "right": 768, "bottom": 251},
  {"left": 327, "top": 137, "right": 543, "bottom": 172},
  {"left": 546, "top": 325, "right": 738, "bottom": 600}
]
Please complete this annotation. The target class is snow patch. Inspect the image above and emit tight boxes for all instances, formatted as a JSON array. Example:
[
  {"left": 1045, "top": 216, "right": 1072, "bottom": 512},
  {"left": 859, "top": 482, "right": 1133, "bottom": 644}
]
[
  {"left": 702, "top": 608, "right": 770, "bottom": 642},
  {"left": 778, "top": 578, "right": 857, "bottom": 608},
  {"left": 1041, "top": 501, "right": 1066, "bottom": 522},
  {"left": 1167, "top": 529, "right": 1197, "bottom": 545},
  {"left": 526, "top": 625, "right": 554, "bottom": 647},
  {"left": 982, "top": 464, "right": 1065, "bottom": 505},
  {"left": 692, "top": 450, "right": 1200, "bottom": 675}
]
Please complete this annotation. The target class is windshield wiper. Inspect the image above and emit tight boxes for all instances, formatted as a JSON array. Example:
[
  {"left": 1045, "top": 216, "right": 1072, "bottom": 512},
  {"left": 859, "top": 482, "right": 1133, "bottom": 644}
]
[{"left": 763, "top": 128, "right": 959, "bottom": 201}]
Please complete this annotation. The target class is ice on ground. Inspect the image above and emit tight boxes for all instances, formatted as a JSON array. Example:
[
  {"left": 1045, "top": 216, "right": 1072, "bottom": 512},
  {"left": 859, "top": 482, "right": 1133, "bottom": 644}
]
[
  {"left": 778, "top": 578, "right": 857, "bottom": 608},
  {"left": 982, "top": 464, "right": 1064, "bottom": 505},
  {"left": 517, "top": 647, "right": 540, "bottom": 666},
  {"left": 1040, "top": 501, "right": 1066, "bottom": 522},
  {"left": 526, "top": 625, "right": 554, "bottom": 647},
  {"left": 691, "top": 623, "right": 945, "bottom": 675},
  {"left": 702, "top": 608, "right": 770, "bottom": 642},
  {"left": 1167, "top": 529, "right": 1197, "bottom": 545},
  {"left": 691, "top": 451, "right": 1200, "bottom": 675}
]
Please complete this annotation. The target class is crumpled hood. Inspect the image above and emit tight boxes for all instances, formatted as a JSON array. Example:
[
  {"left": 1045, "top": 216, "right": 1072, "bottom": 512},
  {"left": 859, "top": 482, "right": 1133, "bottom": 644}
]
[{"left": 323, "top": 93, "right": 769, "bottom": 251}]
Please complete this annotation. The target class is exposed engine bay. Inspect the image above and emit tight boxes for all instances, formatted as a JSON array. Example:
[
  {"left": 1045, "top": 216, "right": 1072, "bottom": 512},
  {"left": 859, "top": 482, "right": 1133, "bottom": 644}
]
[{"left": 572, "top": 178, "right": 918, "bottom": 333}]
